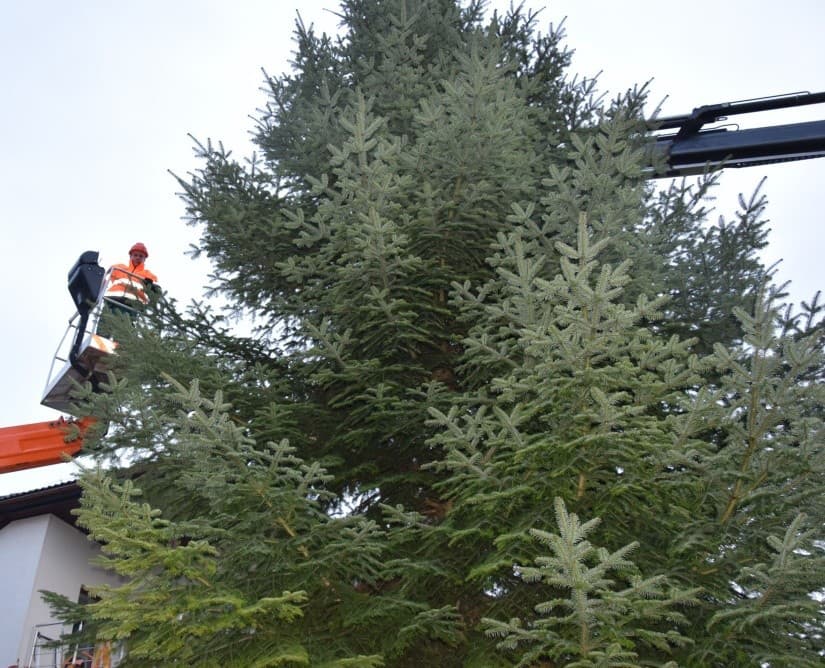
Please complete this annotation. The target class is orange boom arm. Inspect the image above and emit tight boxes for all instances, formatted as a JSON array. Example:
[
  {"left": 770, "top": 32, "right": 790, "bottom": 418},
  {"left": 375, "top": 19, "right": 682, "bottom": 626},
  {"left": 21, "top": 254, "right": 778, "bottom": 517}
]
[{"left": 0, "top": 417, "right": 94, "bottom": 474}]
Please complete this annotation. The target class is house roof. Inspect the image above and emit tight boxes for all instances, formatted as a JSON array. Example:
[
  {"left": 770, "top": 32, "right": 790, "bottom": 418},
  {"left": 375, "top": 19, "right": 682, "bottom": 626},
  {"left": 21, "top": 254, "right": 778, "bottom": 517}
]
[{"left": 0, "top": 480, "right": 81, "bottom": 530}]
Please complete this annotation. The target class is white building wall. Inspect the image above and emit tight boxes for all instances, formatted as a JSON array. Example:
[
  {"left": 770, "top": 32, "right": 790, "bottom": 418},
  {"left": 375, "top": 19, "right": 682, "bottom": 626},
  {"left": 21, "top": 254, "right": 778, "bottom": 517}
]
[
  {"left": 0, "top": 514, "right": 124, "bottom": 667},
  {"left": 0, "top": 515, "right": 48, "bottom": 667}
]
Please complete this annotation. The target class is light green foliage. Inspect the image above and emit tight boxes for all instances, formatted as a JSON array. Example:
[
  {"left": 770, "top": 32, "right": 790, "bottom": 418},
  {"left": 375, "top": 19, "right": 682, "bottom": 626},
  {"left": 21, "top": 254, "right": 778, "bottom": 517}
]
[
  {"left": 428, "top": 215, "right": 701, "bottom": 552},
  {"left": 675, "top": 285, "right": 825, "bottom": 664},
  {"left": 61, "top": 378, "right": 402, "bottom": 666},
  {"left": 483, "top": 498, "right": 695, "bottom": 667},
  {"left": 77, "top": 470, "right": 309, "bottom": 663},
  {"left": 707, "top": 514, "right": 825, "bottom": 668}
]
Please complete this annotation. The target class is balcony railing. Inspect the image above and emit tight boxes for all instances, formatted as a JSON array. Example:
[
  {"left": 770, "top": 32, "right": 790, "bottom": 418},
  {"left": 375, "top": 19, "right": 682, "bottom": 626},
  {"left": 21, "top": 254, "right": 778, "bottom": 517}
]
[{"left": 22, "top": 622, "right": 119, "bottom": 668}]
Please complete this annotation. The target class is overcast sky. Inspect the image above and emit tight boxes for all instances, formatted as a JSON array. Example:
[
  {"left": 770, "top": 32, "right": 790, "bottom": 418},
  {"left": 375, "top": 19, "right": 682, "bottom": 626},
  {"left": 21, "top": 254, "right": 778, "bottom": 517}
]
[{"left": 2, "top": 0, "right": 823, "bottom": 494}]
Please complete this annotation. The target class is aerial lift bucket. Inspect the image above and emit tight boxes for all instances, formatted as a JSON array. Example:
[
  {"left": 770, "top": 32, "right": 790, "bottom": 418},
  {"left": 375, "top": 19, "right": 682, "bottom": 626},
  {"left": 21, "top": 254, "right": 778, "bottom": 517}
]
[
  {"left": 41, "top": 251, "right": 119, "bottom": 414},
  {"left": 2, "top": 251, "right": 151, "bottom": 474}
]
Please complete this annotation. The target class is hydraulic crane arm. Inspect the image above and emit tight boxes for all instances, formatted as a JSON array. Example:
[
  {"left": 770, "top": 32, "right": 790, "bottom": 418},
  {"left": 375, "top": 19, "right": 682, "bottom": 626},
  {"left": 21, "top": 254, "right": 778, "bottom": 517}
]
[
  {"left": 0, "top": 417, "right": 93, "bottom": 474},
  {"left": 650, "top": 91, "right": 825, "bottom": 177}
]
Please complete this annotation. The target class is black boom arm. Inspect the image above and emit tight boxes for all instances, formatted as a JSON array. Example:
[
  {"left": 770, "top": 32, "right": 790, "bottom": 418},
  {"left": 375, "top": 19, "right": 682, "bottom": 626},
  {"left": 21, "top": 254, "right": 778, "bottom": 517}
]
[{"left": 650, "top": 91, "right": 825, "bottom": 177}]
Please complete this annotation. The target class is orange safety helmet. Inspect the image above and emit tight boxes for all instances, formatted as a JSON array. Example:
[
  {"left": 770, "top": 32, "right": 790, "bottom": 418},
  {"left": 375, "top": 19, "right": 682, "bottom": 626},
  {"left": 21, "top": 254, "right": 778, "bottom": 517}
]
[{"left": 129, "top": 242, "right": 149, "bottom": 258}]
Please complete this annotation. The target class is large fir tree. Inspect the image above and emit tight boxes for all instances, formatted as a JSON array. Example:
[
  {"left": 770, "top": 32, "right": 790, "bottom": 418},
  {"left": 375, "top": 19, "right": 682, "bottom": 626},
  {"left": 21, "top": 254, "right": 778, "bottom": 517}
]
[{"left": 49, "top": 1, "right": 822, "bottom": 665}]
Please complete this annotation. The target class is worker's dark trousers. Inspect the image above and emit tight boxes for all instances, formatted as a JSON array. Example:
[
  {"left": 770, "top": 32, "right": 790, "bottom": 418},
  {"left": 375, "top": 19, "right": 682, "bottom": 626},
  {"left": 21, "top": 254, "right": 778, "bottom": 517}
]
[{"left": 97, "top": 298, "right": 140, "bottom": 339}]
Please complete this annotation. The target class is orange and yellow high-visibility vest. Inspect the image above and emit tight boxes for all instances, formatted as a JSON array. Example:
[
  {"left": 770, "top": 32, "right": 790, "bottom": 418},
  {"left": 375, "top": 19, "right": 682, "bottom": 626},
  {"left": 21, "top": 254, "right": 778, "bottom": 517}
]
[{"left": 104, "top": 262, "right": 158, "bottom": 305}]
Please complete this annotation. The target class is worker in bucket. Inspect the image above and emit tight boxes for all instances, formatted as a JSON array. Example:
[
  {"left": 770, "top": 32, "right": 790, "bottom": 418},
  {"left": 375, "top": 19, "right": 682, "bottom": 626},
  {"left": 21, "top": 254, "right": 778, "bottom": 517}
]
[{"left": 103, "top": 242, "right": 159, "bottom": 318}]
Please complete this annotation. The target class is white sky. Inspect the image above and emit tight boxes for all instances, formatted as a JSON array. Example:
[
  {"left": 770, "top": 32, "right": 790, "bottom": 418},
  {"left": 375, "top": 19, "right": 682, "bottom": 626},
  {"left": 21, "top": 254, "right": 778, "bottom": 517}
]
[{"left": 1, "top": 0, "right": 823, "bottom": 494}]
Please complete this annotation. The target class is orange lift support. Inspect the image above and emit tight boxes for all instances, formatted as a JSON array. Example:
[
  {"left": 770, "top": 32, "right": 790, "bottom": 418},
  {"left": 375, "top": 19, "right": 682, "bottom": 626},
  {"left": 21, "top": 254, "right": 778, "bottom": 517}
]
[
  {"left": 0, "top": 251, "right": 120, "bottom": 474},
  {"left": 0, "top": 417, "right": 95, "bottom": 474}
]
